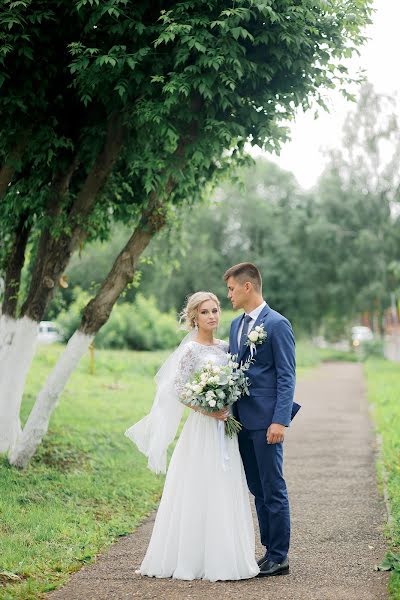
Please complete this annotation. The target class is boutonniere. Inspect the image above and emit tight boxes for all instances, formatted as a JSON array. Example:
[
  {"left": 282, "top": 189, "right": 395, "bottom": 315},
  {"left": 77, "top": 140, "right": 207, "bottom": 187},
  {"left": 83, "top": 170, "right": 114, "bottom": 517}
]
[{"left": 246, "top": 323, "right": 267, "bottom": 357}]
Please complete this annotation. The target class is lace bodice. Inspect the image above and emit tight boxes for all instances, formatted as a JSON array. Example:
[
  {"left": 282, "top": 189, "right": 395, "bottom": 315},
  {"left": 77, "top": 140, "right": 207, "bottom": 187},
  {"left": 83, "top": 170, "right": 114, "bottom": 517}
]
[{"left": 174, "top": 340, "right": 229, "bottom": 395}]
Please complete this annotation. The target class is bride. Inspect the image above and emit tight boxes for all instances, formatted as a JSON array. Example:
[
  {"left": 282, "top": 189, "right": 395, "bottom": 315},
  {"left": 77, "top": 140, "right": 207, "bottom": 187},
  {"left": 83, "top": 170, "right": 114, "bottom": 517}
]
[{"left": 125, "top": 291, "right": 259, "bottom": 581}]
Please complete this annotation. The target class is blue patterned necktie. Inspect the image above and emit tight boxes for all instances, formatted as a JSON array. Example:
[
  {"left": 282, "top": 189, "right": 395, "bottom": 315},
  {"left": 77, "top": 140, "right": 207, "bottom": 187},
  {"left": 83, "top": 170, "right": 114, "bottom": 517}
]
[{"left": 240, "top": 315, "right": 253, "bottom": 351}]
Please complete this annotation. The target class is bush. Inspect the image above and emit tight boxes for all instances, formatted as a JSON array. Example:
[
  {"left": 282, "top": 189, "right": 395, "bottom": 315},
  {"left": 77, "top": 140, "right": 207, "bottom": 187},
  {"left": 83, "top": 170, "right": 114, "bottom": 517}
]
[
  {"left": 56, "top": 287, "right": 92, "bottom": 340},
  {"left": 57, "top": 290, "right": 184, "bottom": 350},
  {"left": 360, "top": 338, "right": 385, "bottom": 361},
  {"left": 96, "top": 295, "right": 183, "bottom": 350}
]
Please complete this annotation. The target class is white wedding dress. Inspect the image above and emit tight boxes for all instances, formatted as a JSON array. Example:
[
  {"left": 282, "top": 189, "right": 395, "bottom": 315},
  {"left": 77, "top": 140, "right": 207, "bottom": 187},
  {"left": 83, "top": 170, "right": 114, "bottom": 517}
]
[{"left": 131, "top": 340, "right": 259, "bottom": 582}]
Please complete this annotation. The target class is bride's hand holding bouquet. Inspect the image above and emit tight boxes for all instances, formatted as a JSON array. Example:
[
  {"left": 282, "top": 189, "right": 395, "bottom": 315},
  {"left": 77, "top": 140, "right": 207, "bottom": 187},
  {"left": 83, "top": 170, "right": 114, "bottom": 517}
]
[{"left": 179, "top": 354, "right": 251, "bottom": 437}]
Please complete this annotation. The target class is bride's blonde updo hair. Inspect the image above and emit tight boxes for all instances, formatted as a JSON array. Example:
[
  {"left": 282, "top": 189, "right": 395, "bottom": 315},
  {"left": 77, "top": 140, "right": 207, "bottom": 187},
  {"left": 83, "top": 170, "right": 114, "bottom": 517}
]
[{"left": 180, "top": 291, "right": 221, "bottom": 331}]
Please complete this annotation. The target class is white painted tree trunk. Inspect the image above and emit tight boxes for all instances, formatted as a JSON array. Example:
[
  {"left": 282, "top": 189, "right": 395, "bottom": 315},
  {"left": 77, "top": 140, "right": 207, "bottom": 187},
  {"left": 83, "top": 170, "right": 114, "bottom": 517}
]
[
  {"left": 0, "top": 314, "right": 18, "bottom": 450},
  {"left": 0, "top": 317, "right": 39, "bottom": 452},
  {"left": 9, "top": 329, "right": 94, "bottom": 468},
  {"left": 0, "top": 314, "right": 17, "bottom": 369}
]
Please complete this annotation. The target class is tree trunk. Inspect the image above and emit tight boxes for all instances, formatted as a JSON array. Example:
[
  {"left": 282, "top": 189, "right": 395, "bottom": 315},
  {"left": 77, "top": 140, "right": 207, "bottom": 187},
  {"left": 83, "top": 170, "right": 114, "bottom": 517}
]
[
  {"left": 0, "top": 317, "right": 39, "bottom": 452},
  {"left": 1, "top": 212, "right": 31, "bottom": 318},
  {"left": 0, "top": 166, "right": 78, "bottom": 452},
  {"left": 0, "top": 209, "right": 30, "bottom": 369},
  {"left": 0, "top": 133, "right": 30, "bottom": 200},
  {"left": 2, "top": 115, "right": 124, "bottom": 456},
  {"left": 9, "top": 190, "right": 169, "bottom": 467},
  {"left": 82, "top": 190, "right": 169, "bottom": 335},
  {"left": 0, "top": 313, "right": 18, "bottom": 383},
  {"left": 21, "top": 113, "right": 124, "bottom": 322},
  {"left": 8, "top": 330, "right": 94, "bottom": 466},
  {"left": 0, "top": 210, "right": 31, "bottom": 451}
]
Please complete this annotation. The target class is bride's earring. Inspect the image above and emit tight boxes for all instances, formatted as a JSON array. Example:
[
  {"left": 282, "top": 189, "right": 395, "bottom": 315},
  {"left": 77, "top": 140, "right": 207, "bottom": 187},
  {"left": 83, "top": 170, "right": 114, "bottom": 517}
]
[{"left": 194, "top": 320, "right": 198, "bottom": 331}]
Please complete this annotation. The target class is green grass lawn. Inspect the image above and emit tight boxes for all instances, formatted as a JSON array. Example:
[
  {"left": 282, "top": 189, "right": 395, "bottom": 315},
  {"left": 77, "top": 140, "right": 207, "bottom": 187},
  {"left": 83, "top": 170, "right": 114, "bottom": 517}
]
[
  {"left": 0, "top": 339, "right": 352, "bottom": 599},
  {"left": 0, "top": 345, "right": 171, "bottom": 599},
  {"left": 364, "top": 358, "right": 400, "bottom": 599}
]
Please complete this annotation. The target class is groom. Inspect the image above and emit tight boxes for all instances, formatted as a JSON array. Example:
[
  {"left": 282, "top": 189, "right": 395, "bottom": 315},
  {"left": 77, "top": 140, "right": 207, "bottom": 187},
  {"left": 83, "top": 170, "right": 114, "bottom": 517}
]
[{"left": 224, "top": 262, "right": 296, "bottom": 577}]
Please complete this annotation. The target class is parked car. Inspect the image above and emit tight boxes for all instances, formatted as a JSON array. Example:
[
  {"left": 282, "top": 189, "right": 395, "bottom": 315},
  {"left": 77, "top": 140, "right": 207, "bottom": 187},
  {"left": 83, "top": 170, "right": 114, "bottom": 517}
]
[
  {"left": 38, "top": 321, "right": 64, "bottom": 344},
  {"left": 351, "top": 325, "right": 374, "bottom": 347}
]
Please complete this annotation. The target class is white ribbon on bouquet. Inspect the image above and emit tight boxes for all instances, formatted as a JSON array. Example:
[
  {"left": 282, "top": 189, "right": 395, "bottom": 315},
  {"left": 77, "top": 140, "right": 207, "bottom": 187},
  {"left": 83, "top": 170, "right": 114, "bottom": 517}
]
[{"left": 217, "top": 420, "right": 230, "bottom": 471}]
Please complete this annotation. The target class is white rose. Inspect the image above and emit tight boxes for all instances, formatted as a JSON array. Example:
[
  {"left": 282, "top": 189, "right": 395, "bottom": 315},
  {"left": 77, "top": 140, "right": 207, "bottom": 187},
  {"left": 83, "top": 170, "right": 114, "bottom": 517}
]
[
  {"left": 248, "top": 330, "right": 259, "bottom": 342},
  {"left": 255, "top": 326, "right": 262, "bottom": 333},
  {"left": 208, "top": 399, "right": 217, "bottom": 407},
  {"left": 206, "top": 390, "right": 216, "bottom": 399},
  {"left": 193, "top": 384, "right": 203, "bottom": 394}
]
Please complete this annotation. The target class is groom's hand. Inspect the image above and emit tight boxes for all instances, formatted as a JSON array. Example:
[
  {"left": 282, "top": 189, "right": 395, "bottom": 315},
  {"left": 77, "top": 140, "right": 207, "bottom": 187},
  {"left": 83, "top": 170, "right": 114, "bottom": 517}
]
[{"left": 266, "top": 423, "right": 285, "bottom": 444}]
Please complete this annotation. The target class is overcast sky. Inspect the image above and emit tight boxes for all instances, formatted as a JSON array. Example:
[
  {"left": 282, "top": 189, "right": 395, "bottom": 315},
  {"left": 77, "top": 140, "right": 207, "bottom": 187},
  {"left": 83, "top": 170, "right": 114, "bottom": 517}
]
[{"left": 260, "top": 0, "right": 400, "bottom": 189}]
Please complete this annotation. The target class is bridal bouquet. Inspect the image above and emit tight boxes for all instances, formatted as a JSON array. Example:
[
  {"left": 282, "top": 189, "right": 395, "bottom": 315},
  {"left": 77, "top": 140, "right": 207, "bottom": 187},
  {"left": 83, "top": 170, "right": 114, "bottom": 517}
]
[{"left": 179, "top": 354, "right": 251, "bottom": 437}]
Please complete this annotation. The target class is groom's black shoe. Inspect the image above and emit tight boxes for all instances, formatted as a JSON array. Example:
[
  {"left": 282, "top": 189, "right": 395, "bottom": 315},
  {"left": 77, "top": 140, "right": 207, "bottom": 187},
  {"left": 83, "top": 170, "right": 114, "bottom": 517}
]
[
  {"left": 257, "top": 554, "right": 268, "bottom": 567},
  {"left": 257, "top": 557, "right": 289, "bottom": 577}
]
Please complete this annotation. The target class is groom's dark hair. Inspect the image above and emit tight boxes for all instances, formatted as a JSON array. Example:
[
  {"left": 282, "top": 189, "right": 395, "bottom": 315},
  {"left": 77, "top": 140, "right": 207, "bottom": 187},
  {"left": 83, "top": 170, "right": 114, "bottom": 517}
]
[{"left": 223, "top": 262, "right": 262, "bottom": 292}]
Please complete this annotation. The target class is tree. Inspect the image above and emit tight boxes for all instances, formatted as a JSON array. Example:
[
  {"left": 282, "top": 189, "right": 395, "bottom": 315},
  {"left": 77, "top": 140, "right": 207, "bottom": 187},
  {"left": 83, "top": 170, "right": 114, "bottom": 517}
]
[
  {"left": 307, "top": 84, "right": 400, "bottom": 333},
  {"left": 0, "top": 0, "right": 372, "bottom": 463},
  {"left": 132, "top": 159, "right": 320, "bottom": 331}
]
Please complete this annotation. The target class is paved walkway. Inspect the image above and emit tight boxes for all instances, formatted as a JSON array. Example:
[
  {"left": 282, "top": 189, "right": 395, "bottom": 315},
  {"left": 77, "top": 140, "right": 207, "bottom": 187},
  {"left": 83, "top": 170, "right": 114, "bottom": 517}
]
[{"left": 48, "top": 363, "right": 389, "bottom": 600}]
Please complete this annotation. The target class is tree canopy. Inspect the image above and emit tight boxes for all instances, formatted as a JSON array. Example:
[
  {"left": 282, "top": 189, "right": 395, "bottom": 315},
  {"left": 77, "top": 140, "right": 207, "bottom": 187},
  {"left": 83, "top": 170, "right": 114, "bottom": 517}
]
[{"left": 0, "top": 0, "right": 372, "bottom": 324}]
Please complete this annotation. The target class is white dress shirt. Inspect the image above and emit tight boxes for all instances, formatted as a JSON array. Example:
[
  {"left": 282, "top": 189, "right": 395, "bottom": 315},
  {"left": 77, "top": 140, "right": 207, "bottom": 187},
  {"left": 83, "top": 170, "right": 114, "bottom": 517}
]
[{"left": 237, "top": 301, "right": 267, "bottom": 348}]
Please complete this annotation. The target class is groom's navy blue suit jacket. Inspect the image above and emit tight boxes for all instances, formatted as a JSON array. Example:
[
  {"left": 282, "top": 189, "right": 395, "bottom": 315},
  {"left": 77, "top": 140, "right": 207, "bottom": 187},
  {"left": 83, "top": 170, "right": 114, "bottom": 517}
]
[{"left": 229, "top": 303, "right": 296, "bottom": 430}]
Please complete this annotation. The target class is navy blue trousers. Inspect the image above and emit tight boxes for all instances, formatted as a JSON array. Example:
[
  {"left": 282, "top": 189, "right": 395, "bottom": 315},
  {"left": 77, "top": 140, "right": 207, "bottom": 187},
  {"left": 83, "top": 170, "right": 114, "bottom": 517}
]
[{"left": 238, "top": 427, "right": 290, "bottom": 563}]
